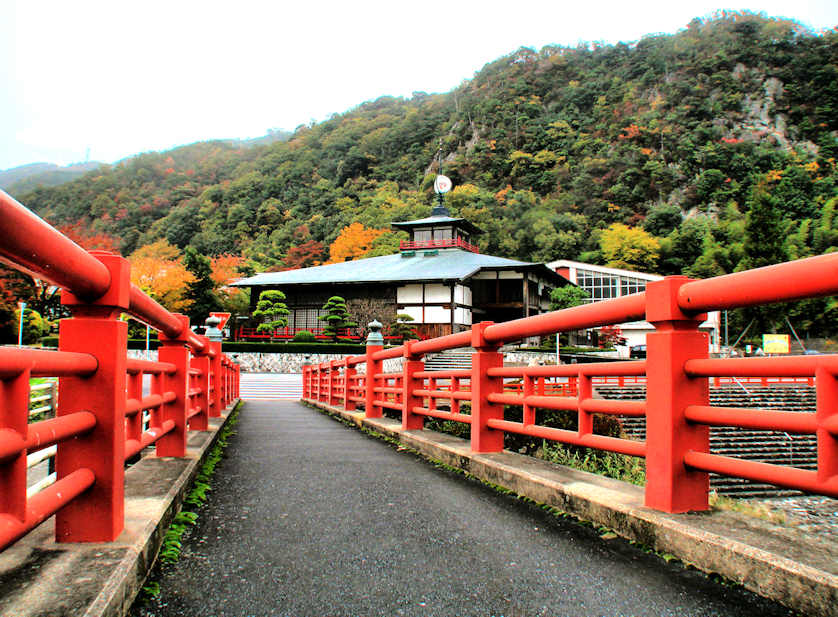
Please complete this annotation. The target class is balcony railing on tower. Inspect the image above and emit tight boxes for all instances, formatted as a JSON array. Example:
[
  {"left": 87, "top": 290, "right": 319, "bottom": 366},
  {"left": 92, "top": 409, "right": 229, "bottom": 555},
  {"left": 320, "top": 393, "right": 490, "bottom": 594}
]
[{"left": 400, "top": 237, "right": 479, "bottom": 253}]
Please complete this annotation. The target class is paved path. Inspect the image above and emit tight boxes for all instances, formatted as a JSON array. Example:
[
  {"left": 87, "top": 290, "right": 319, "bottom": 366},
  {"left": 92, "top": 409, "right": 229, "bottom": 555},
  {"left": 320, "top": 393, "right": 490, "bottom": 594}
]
[
  {"left": 132, "top": 401, "right": 795, "bottom": 617},
  {"left": 240, "top": 372, "right": 303, "bottom": 400}
]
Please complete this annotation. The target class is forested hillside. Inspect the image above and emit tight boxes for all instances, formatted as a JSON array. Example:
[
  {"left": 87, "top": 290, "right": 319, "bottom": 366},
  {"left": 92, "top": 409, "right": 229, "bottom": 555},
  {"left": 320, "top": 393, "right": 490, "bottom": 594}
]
[
  {"left": 0, "top": 161, "right": 102, "bottom": 195},
  {"left": 5, "top": 12, "right": 838, "bottom": 338}
]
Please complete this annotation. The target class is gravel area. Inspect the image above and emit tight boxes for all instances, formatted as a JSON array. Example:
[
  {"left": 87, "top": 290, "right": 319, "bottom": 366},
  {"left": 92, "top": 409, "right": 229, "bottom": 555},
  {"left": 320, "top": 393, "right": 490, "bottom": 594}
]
[{"left": 760, "top": 495, "right": 838, "bottom": 535}]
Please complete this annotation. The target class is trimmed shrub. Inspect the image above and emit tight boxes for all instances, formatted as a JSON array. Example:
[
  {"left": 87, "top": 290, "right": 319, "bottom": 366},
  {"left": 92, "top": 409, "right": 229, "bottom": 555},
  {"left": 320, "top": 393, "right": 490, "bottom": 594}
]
[{"left": 292, "top": 330, "right": 316, "bottom": 342}]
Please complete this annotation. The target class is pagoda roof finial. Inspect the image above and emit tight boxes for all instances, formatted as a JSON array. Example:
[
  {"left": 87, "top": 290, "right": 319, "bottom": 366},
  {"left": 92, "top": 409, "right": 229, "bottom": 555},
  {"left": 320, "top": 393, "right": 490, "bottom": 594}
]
[{"left": 432, "top": 139, "right": 452, "bottom": 216}]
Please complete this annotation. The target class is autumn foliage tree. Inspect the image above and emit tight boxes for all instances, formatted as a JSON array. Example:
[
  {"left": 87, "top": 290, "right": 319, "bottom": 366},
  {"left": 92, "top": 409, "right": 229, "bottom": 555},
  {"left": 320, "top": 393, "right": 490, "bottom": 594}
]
[
  {"left": 327, "top": 223, "right": 389, "bottom": 263},
  {"left": 56, "top": 222, "right": 120, "bottom": 252},
  {"left": 128, "top": 240, "right": 196, "bottom": 312},
  {"left": 599, "top": 223, "right": 661, "bottom": 272},
  {"left": 281, "top": 240, "right": 324, "bottom": 270},
  {"left": 210, "top": 254, "right": 247, "bottom": 308}
]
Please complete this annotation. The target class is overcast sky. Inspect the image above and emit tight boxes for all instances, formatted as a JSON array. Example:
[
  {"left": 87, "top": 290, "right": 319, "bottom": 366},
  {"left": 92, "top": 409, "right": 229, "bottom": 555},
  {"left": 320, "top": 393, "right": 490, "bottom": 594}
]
[{"left": 1, "top": 1, "right": 835, "bottom": 170}]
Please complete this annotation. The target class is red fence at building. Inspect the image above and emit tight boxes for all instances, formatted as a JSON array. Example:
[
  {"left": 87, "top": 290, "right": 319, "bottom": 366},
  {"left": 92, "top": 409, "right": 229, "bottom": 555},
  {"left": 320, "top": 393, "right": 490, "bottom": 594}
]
[
  {"left": 235, "top": 326, "right": 416, "bottom": 343},
  {"left": 303, "top": 255, "right": 838, "bottom": 513},
  {"left": 0, "top": 191, "right": 240, "bottom": 552}
]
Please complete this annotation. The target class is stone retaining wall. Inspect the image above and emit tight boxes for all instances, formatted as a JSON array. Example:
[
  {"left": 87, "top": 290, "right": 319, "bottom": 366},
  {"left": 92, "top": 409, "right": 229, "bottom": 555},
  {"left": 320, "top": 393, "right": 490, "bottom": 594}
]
[{"left": 128, "top": 350, "right": 404, "bottom": 374}]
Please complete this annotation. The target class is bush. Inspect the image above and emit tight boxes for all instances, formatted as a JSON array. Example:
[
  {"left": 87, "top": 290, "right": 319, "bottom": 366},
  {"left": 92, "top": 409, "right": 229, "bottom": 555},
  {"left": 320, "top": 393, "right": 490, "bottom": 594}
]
[
  {"left": 221, "top": 341, "right": 364, "bottom": 354},
  {"left": 292, "top": 330, "right": 316, "bottom": 342},
  {"left": 41, "top": 338, "right": 366, "bottom": 354}
]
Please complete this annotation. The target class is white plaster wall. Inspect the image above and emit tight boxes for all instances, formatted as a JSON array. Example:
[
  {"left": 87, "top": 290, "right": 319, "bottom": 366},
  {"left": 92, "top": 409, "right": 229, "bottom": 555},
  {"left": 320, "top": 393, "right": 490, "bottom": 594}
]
[
  {"left": 455, "top": 307, "right": 472, "bottom": 325},
  {"left": 424, "top": 284, "right": 451, "bottom": 302},
  {"left": 400, "top": 306, "right": 424, "bottom": 322},
  {"left": 455, "top": 284, "right": 472, "bottom": 305},
  {"left": 424, "top": 306, "right": 450, "bottom": 323},
  {"left": 397, "top": 284, "right": 422, "bottom": 303}
]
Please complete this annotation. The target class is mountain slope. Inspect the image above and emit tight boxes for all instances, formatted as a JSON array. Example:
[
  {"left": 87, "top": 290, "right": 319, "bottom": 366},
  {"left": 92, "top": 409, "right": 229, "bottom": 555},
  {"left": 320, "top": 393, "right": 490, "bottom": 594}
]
[
  {"left": 15, "top": 12, "right": 837, "bottom": 288},
  {"left": 0, "top": 161, "right": 103, "bottom": 193}
]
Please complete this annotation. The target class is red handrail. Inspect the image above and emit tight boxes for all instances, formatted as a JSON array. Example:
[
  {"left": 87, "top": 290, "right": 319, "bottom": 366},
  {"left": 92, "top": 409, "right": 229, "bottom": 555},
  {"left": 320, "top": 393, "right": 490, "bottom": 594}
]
[
  {"left": 0, "top": 192, "right": 111, "bottom": 301},
  {"left": 0, "top": 189, "right": 241, "bottom": 553},
  {"left": 303, "top": 252, "right": 838, "bottom": 513}
]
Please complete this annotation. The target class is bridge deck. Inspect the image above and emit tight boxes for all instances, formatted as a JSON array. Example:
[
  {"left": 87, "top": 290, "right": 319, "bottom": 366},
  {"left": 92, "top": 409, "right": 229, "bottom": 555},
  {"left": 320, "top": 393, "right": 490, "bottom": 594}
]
[{"left": 132, "top": 401, "right": 793, "bottom": 617}]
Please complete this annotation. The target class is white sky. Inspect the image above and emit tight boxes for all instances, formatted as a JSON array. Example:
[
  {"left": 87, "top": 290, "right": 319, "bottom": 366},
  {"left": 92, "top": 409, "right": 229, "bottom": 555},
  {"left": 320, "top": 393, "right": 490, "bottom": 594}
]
[{"left": 1, "top": 1, "right": 835, "bottom": 170}]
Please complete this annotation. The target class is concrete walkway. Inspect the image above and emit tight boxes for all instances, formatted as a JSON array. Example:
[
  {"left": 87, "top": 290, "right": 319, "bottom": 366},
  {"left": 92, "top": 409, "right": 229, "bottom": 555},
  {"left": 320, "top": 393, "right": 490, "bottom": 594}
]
[{"left": 132, "top": 401, "right": 796, "bottom": 617}]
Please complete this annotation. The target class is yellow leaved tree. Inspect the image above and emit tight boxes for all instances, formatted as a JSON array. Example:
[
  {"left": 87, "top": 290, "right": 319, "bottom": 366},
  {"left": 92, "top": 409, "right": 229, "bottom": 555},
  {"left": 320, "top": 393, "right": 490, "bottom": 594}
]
[{"left": 128, "top": 239, "right": 196, "bottom": 312}]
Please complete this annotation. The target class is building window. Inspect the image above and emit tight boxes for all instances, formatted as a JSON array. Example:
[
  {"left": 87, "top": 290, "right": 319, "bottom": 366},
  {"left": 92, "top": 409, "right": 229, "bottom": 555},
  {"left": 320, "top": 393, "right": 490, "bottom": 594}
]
[
  {"left": 290, "top": 308, "right": 325, "bottom": 331},
  {"left": 414, "top": 229, "right": 432, "bottom": 242},
  {"left": 620, "top": 276, "right": 647, "bottom": 296},
  {"left": 575, "top": 269, "right": 651, "bottom": 302},
  {"left": 577, "top": 270, "right": 618, "bottom": 301},
  {"left": 433, "top": 227, "right": 453, "bottom": 241}
]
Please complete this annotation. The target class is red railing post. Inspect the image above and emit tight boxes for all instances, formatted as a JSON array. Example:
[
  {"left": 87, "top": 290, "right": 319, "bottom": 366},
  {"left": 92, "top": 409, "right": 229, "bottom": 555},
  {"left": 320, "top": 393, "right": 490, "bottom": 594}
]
[
  {"left": 578, "top": 372, "right": 593, "bottom": 438},
  {"left": 402, "top": 341, "right": 424, "bottom": 430},
  {"left": 126, "top": 367, "right": 143, "bottom": 456},
  {"left": 0, "top": 369, "right": 30, "bottom": 524},
  {"left": 157, "top": 314, "right": 191, "bottom": 458},
  {"left": 218, "top": 357, "right": 227, "bottom": 408},
  {"left": 365, "top": 323, "right": 384, "bottom": 418},
  {"left": 815, "top": 367, "right": 838, "bottom": 483},
  {"left": 209, "top": 341, "right": 223, "bottom": 416},
  {"left": 345, "top": 359, "right": 357, "bottom": 411},
  {"left": 190, "top": 339, "right": 211, "bottom": 431},
  {"left": 644, "top": 277, "right": 710, "bottom": 513},
  {"left": 56, "top": 251, "right": 129, "bottom": 542},
  {"left": 523, "top": 374, "right": 534, "bottom": 426},
  {"left": 328, "top": 360, "right": 338, "bottom": 407},
  {"left": 302, "top": 365, "right": 310, "bottom": 399},
  {"left": 470, "top": 322, "right": 504, "bottom": 453}
]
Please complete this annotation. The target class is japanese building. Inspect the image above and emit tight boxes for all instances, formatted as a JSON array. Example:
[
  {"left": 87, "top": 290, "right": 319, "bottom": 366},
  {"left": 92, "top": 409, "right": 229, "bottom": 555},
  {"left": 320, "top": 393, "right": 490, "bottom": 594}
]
[
  {"left": 547, "top": 259, "right": 721, "bottom": 350},
  {"left": 234, "top": 205, "right": 571, "bottom": 339}
]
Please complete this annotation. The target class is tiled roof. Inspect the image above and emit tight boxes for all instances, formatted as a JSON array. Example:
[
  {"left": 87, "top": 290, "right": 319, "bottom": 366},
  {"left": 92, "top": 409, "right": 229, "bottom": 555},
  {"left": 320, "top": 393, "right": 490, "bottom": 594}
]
[{"left": 233, "top": 249, "right": 567, "bottom": 287}]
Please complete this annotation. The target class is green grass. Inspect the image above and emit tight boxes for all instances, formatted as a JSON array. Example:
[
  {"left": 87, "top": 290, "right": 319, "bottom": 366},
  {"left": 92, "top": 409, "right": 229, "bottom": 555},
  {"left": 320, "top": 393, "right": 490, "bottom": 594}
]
[
  {"left": 143, "top": 401, "right": 241, "bottom": 596},
  {"left": 536, "top": 440, "right": 646, "bottom": 486}
]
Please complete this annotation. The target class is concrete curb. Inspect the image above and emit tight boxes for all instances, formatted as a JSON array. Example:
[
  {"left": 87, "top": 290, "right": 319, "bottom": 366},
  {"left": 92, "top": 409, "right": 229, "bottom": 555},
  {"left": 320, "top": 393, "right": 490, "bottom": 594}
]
[
  {"left": 304, "top": 398, "right": 838, "bottom": 617},
  {"left": 0, "top": 401, "right": 240, "bottom": 617}
]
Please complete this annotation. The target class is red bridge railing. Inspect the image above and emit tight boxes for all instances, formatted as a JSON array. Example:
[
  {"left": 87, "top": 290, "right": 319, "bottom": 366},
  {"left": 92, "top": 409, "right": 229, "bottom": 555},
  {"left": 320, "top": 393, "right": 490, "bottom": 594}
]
[
  {"left": 303, "top": 256, "right": 838, "bottom": 513},
  {"left": 0, "top": 190, "right": 240, "bottom": 552}
]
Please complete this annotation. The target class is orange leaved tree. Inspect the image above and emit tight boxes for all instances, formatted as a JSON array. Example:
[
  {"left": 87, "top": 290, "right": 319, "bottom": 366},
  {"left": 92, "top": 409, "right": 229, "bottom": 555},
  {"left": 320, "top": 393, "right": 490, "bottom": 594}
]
[
  {"left": 128, "top": 240, "right": 196, "bottom": 313},
  {"left": 327, "top": 223, "right": 388, "bottom": 263}
]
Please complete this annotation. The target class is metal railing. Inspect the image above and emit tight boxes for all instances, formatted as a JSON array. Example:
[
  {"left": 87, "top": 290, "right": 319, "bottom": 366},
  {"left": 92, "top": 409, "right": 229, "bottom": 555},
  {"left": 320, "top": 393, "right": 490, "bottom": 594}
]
[
  {"left": 0, "top": 190, "right": 241, "bottom": 552},
  {"left": 399, "top": 237, "right": 480, "bottom": 253},
  {"left": 303, "top": 259, "right": 838, "bottom": 513}
]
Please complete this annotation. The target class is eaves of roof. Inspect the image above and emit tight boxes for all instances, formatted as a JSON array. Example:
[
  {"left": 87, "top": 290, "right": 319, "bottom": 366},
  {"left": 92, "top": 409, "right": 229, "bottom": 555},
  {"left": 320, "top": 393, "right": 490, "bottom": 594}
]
[{"left": 233, "top": 249, "right": 570, "bottom": 288}]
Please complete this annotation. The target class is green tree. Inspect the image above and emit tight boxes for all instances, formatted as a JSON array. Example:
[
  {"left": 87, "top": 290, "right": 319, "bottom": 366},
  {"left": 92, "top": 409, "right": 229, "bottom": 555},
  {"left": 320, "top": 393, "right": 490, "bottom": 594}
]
[
  {"left": 643, "top": 204, "right": 682, "bottom": 236},
  {"left": 738, "top": 181, "right": 788, "bottom": 334},
  {"left": 16, "top": 307, "right": 50, "bottom": 344},
  {"left": 389, "top": 313, "right": 418, "bottom": 342},
  {"left": 741, "top": 182, "right": 786, "bottom": 270},
  {"left": 549, "top": 285, "right": 590, "bottom": 348},
  {"left": 319, "top": 296, "right": 357, "bottom": 341},
  {"left": 549, "top": 285, "right": 590, "bottom": 311},
  {"left": 183, "top": 247, "right": 221, "bottom": 327},
  {"left": 253, "top": 290, "right": 290, "bottom": 339}
]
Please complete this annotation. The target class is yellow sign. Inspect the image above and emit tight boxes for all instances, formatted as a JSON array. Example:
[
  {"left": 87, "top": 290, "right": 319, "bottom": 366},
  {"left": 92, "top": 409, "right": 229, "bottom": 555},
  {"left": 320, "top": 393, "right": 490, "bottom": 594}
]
[{"left": 762, "top": 334, "right": 790, "bottom": 354}]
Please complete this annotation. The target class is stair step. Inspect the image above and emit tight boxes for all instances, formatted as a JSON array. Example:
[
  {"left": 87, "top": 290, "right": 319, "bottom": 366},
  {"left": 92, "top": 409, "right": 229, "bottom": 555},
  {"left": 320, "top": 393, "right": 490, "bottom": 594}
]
[{"left": 597, "top": 384, "right": 817, "bottom": 498}]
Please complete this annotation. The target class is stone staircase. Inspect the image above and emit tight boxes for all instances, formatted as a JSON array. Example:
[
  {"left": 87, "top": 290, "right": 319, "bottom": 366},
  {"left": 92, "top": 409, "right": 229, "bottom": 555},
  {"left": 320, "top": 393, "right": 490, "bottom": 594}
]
[
  {"left": 423, "top": 350, "right": 474, "bottom": 372},
  {"left": 595, "top": 384, "right": 818, "bottom": 498}
]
